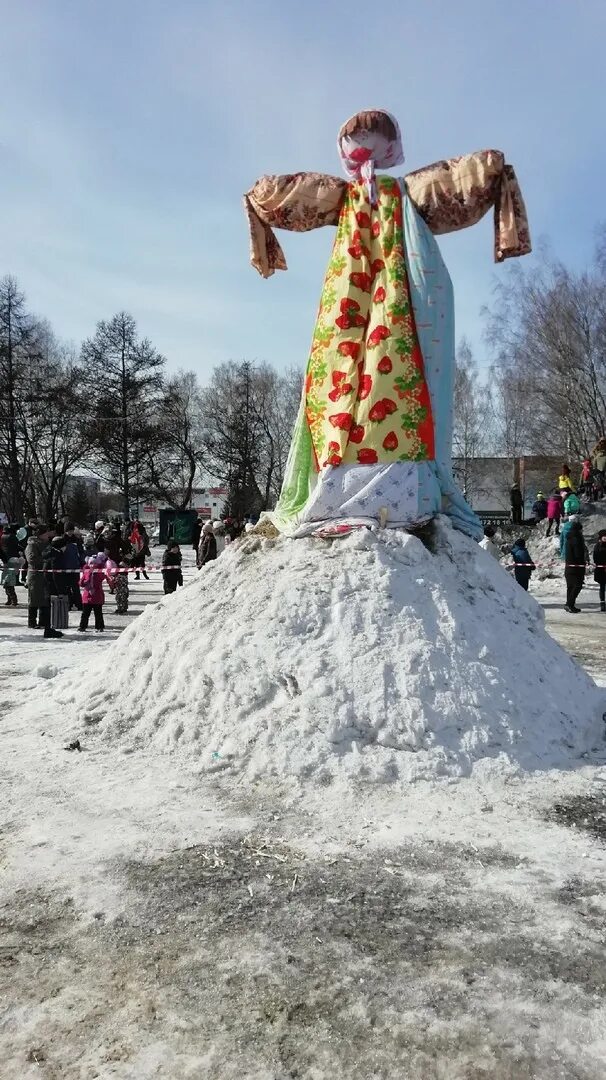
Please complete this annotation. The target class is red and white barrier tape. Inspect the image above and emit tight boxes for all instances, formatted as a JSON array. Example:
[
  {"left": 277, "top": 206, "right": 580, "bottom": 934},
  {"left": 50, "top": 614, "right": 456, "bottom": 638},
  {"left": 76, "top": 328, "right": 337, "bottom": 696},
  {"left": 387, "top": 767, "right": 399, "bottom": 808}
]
[
  {"left": 505, "top": 562, "right": 605, "bottom": 569},
  {"left": 15, "top": 564, "right": 192, "bottom": 574}
]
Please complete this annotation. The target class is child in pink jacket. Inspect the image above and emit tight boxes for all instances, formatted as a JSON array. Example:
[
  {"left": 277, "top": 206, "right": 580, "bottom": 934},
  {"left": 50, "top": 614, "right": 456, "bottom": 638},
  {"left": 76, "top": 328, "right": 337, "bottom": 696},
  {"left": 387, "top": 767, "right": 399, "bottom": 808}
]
[
  {"left": 78, "top": 554, "right": 107, "bottom": 632},
  {"left": 546, "top": 491, "right": 563, "bottom": 537}
]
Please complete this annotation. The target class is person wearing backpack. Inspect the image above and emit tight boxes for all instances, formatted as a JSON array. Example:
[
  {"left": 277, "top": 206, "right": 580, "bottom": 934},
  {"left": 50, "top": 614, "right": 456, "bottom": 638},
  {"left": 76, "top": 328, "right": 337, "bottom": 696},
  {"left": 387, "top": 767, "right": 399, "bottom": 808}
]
[{"left": 510, "top": 538, "right": 535, "bottom": 591}]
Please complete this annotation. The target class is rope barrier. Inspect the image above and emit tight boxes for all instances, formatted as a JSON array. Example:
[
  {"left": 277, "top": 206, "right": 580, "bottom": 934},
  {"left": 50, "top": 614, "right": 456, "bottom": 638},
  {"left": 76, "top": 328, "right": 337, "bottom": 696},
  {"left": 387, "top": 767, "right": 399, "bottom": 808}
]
[
  {"left": 13, "top": 562, "right": 606, "bottom": 574},
  {"left": 504, "top": 562, "right": 604, "bottom": 569},
  {"left": 9, "top": 564, "right": 194, "bottom": 574}
]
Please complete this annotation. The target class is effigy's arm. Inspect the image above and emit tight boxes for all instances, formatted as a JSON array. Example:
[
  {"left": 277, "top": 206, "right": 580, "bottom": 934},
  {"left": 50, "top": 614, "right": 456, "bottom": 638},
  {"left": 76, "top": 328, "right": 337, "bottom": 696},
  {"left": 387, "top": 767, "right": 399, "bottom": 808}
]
[
  {"left": 405, "top": 149, "right": 531, "bottom": 262},
  {"left": 244, "top": 172, "right": 347, "bottom": 277}
]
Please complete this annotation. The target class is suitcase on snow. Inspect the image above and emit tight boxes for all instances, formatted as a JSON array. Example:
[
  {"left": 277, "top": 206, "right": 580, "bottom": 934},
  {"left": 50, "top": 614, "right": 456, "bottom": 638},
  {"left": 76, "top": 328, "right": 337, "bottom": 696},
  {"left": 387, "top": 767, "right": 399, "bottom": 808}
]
[{"left": 50, "top": 594, "right": 69, "bottom": 630}]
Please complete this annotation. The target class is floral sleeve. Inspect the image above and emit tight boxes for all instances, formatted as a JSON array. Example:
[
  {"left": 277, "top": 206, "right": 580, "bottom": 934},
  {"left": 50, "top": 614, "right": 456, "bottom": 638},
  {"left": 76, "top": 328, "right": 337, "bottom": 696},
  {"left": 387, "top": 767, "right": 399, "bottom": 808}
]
[
  {"left": 405, "top": 150, "right": 531, "bottom": 262},
  {"left": 244, "top": 173, "right": 347, "bottom": 277}
]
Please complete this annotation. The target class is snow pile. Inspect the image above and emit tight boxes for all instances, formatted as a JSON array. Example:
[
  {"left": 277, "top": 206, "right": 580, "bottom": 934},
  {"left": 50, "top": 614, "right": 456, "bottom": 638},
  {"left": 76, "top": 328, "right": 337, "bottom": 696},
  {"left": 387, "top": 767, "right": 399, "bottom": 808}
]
[
  {"left": 525, "top": 525, "right": 562, "bottom": 581},
  {"left": 54, "top": 518, "right": 605, "bottom": 785}
]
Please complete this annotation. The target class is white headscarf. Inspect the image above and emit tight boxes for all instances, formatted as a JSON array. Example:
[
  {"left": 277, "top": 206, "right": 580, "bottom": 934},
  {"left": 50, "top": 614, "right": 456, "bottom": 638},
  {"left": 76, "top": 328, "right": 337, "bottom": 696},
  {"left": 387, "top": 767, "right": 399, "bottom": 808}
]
[{"left": 337, "top": 109, "right": 404, "bottom": 204}]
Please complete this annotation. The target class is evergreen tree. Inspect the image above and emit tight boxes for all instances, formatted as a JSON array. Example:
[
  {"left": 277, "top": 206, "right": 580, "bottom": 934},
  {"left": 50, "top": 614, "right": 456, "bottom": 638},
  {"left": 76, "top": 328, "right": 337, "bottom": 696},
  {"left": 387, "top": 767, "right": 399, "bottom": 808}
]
[{"left": 81, "top": 312, "right": 165, "bottom": 517}]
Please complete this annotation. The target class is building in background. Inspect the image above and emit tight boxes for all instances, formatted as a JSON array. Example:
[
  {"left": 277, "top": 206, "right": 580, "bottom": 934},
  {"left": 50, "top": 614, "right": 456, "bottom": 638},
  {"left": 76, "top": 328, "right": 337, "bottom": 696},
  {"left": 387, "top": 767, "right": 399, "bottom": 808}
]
[
  {"left": 132, "top": 487, "right": 228, "bottom": 528},
  {"left": 453, "top": 456, "right": 570, "bottom": 517}
]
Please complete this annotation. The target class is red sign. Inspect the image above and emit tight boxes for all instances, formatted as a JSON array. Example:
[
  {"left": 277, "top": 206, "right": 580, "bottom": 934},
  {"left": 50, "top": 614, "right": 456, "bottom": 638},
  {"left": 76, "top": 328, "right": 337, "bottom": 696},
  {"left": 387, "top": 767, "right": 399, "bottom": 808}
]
[{"left": 208, "top": 488, "right": 227, "bottom": 496}]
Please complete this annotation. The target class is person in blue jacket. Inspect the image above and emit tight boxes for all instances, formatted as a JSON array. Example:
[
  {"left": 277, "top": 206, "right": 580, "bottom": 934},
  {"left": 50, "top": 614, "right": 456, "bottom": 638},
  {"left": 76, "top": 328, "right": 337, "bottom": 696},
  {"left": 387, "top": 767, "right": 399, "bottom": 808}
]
[
  {"left": 531, "top": 492, "right": 548, "bottom": 522},
  {"left": 510, "top": 537, "right": 535, "bottom": 591},
  {"left": 559, "top": 516, "right": 576, "bottom": 560}
]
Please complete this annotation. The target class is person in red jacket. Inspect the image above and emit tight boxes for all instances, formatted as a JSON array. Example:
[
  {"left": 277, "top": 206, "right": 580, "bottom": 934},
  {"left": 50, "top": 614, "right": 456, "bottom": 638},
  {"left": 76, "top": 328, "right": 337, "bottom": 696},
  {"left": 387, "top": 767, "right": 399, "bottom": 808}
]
[{"left": 546, "top": 490, "right": 563, "bottom": 537}]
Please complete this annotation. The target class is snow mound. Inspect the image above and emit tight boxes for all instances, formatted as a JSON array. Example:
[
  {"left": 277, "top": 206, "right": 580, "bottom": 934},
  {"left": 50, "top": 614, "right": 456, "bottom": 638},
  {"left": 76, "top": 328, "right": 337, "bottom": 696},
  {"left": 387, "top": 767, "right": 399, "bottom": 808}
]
[
  {"left": 526, "top": 526, "right": 562, "bottom": 581},
  {"left": 54, "top": 518, "right": 605, "bottom": 785}
]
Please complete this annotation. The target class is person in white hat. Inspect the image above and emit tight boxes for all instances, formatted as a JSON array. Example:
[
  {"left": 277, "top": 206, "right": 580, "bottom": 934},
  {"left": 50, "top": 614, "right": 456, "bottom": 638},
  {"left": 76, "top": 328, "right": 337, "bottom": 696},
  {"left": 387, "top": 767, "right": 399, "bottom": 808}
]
[{"left": 212, "top": 520, "right": 226, "bottom": 555}]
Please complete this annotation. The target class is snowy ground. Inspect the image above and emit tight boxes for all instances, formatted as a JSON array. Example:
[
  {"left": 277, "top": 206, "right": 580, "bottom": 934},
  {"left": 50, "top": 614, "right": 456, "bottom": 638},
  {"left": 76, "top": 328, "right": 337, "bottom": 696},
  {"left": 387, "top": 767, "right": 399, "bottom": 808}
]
[{"left": 2, "top": 550, "right": 606, "bottom": 1079}]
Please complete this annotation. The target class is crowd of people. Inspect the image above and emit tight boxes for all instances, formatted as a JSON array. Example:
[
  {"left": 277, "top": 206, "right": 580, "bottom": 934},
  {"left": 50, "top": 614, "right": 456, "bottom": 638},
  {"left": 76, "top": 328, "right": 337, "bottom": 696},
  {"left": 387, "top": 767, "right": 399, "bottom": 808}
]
[
  {"left": 0, "top": 512, "right": 256, "bottom": 640},
  {"left": 191, "top": 516, "right": 255, "bottom": 569},
  {"left": 482, "top": 518, "right": 606, "bottom": 613},
  {"left": 2, "top": 465, "right": 604, "bottom": 639},
  {"left": 510, "top": 442, "right": 606, "bottom": 529},
  {"left": 486, "top": 444, "right": 606, "bottom": 613},
  {"left": 0, "top": 515, "right": 165, "bottom": 638}
]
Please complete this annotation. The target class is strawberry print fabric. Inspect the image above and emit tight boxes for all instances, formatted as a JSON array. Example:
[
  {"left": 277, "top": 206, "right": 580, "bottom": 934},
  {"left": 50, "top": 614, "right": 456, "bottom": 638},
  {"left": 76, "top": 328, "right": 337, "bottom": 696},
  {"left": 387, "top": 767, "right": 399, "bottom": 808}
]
[{"left": 305, "top": 176, "right": 435, "bottom": 472}]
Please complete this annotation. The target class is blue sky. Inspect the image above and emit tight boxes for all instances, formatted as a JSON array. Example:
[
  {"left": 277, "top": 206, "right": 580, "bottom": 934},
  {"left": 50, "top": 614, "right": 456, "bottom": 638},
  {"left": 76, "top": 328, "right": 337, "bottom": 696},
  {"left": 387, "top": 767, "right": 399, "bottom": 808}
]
[{"left": 1, "top": 0, "right": 604, "bottom": 378}]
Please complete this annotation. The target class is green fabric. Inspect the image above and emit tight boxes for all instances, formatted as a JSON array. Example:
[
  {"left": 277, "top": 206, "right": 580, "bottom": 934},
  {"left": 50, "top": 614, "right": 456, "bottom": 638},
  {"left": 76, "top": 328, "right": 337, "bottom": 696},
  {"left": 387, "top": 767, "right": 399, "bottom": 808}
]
[{"left": 272, "top": 396, "right": 314, "bottom": 528}]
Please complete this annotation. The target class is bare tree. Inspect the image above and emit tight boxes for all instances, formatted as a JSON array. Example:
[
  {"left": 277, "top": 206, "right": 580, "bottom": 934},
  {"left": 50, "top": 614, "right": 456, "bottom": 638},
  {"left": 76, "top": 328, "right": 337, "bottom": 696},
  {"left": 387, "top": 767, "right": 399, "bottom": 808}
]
[
  {"left": 142, "top": 371, "right": 205, "bottom": 510},
  {"left": 201, "top": 361, "right": 264, "bottom": 518},
  {"left": 452, "top": 339, "right": 492, "bottom": 503},
  {"left": 251, "top": 363, "right": 302, "bottom": 507},
  {"left": 22, "top": 324, "right": 89, "bottom": 521},
  {"left": 484, "top": 238, "right": 606, "bottom": 464},
  {"left": 201, "top": 360, "right": 302, "bottom": 518}
]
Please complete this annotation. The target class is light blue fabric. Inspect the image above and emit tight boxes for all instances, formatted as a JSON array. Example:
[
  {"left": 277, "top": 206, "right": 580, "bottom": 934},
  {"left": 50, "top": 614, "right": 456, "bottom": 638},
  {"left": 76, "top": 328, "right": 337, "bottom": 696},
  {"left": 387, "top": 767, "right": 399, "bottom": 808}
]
[{"left": 401, "top": 184, "right": 483, "bottom": 541}]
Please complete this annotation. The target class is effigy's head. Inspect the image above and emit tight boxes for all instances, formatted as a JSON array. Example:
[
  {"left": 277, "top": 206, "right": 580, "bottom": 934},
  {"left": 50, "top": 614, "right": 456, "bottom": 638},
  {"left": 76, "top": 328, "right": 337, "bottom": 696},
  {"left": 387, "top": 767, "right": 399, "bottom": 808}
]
[{"left": 337, "top": 109, "right": 404, "bottom": 179}]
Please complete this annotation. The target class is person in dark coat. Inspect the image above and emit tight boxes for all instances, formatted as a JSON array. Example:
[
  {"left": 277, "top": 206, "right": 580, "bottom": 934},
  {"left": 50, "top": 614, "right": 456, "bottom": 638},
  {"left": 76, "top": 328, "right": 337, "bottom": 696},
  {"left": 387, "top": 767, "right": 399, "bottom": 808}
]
[
  {"left": 510, "top": 538, "right": 535, "bottom": 591},
  {"left": 510, "top": 483, "right": 524, "bottom": 525},
  {"left": 192, "top": 517, "right": 204, "bottom": 552},
  {"left": 197, "top": 522, "right": 217, "bottom": 568},
  {"left": 162, "top": 542, "right": 183, "bottom": 594},
  {"left": 0, "top": 524, "right": 21, "bottom": 563},
  {"left": 563, "top": 518, "right": 588, "bottom": 613},
  {"left": 104, "top": 526, "right": 130, "bottom": 566},
  {"left": 63, "top": 524, "right": 85, "bottom": 610},
  {"left": 593, "top": 529, "right": 606, "bottom": 613},
  {"left": 531, "top": 492, "right": 548, "bottom": 522},
  {"left": 46, "top": 535, "right": 70, "bottom": 598},
  {"left": 25, "top": 524, "right": 63, "bottom": 637},
  {"left": 129, "top": 520, "right": 150, "bottom": 580}
]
